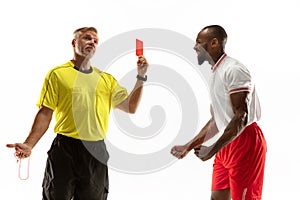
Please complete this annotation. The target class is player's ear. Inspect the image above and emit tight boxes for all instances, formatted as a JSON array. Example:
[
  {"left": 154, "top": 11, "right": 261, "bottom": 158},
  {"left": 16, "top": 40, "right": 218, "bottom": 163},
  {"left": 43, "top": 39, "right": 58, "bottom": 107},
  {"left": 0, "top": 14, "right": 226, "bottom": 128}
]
[
  {"left": 210, "top": 38, "right": 219, "bottom": 48},
  {"left": 72, "top": 39, "right": 76, "bottom": 47}
]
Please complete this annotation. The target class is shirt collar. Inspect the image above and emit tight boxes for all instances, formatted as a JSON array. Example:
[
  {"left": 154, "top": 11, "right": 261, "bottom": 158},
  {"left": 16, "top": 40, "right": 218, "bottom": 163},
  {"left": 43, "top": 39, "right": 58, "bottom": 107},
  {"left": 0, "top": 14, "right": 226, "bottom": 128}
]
[{"left": 211, "top": 53, "right": 227, "bottom": 72}]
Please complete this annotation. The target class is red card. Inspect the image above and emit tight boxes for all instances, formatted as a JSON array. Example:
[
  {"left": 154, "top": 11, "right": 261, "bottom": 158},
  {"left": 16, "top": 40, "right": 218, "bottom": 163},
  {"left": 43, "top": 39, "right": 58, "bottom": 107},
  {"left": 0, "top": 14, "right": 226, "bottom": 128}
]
[{"left": 136, "top": 39, "right": 143, "bottom": 56}]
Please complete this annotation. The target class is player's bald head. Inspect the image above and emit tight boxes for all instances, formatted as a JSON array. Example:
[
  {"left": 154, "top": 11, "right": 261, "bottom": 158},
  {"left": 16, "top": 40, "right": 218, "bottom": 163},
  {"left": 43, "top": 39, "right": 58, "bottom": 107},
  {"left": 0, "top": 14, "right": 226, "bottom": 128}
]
[{"left": 199, "top": 25, "right": 227, "bottom": 49}]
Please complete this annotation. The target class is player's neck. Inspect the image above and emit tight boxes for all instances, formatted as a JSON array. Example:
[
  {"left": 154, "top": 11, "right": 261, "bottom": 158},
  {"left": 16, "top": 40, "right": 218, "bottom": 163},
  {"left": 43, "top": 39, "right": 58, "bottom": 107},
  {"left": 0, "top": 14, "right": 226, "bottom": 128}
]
[{"left": 212, "top": 51, "right": 225, "bottom": 64}]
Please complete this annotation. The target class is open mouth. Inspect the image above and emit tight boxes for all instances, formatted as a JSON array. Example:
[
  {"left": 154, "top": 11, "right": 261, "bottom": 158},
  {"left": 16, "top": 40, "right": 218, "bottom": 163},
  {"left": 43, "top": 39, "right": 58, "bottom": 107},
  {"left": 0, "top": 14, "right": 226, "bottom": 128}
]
[{"left": 86, "top": 45, "right": 95, "bottom": 50}]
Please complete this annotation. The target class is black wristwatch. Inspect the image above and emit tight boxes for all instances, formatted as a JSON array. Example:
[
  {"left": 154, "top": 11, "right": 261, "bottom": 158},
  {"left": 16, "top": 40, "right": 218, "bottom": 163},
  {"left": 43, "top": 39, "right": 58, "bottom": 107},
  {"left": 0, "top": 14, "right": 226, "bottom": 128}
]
[{"left": 136, "top": 74, "right": 147, "bottom": 81}]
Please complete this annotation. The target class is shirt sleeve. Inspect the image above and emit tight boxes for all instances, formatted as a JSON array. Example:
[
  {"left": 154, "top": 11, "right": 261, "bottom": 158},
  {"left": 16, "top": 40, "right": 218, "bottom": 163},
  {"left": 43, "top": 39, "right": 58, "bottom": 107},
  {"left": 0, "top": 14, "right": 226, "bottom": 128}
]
[
  {"left": 36, "top": 69, "right": 59, "bottom": 110},
  {"left": 110, "top": 78, "right": 128, "bottom": 108},
  {"left": 225, "top": 63, "right": 252, "bottom": 94}
]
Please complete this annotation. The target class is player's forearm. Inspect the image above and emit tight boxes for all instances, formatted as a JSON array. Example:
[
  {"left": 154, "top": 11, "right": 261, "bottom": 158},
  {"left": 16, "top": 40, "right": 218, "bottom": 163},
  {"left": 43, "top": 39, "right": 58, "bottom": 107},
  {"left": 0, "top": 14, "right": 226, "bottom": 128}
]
[
  {"left": 24, "top": 107, "right": 53, "bottom": 149},
  {"left": 207, "top": 111, "right": 247, "bottom": 157},
  {"left": 185, "top": 118, "right": 218, "bottom": 151}
]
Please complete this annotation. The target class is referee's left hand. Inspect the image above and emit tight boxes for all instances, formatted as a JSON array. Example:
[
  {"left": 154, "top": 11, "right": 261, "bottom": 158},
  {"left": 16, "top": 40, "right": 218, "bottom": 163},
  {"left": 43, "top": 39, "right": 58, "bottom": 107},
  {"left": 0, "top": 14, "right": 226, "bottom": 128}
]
[{"left": 137, "top": 56, "right": 149, "bottom": 76}]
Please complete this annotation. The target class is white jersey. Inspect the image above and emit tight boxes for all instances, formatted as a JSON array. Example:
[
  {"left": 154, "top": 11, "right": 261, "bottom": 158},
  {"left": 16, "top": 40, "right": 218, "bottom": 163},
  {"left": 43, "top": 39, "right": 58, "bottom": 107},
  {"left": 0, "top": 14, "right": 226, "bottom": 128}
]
[{"left": 209, "top": 54, "right": 261, "bottom": 134}]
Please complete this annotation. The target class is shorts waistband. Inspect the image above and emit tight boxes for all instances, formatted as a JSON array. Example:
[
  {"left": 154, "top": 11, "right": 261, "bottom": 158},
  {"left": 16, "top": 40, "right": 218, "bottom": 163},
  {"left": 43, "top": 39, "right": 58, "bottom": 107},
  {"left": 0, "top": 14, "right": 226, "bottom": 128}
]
[{"left": 56, "top": 133, "right": 105, "bottom": 143}]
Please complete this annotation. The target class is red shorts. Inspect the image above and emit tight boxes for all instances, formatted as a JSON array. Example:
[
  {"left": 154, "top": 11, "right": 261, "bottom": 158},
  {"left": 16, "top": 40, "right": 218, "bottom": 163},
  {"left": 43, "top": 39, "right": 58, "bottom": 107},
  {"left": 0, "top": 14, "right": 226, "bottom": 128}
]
[{"left": 212, "top": 122, "right": 267, "bottom": 200}]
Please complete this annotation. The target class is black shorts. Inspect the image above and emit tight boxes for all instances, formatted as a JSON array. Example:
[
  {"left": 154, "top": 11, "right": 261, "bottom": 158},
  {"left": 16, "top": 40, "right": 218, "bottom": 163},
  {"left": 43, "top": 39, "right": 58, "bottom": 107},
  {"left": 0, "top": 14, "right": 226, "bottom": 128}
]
[{"left": 42, "top": 134, "right": 109, "bottom": 200}]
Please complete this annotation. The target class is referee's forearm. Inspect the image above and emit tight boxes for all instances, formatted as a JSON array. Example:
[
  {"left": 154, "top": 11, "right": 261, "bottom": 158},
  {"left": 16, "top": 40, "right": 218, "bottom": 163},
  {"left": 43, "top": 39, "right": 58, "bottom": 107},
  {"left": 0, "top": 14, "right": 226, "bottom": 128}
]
[{"left": 24, "top": 106, "right": 53, "bottom": 148}]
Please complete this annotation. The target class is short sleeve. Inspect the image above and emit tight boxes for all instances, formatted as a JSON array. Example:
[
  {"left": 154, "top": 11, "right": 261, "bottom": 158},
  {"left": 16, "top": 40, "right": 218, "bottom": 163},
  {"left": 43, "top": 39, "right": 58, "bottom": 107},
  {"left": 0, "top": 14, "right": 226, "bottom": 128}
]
[
  {"left": 111, "top": 80, "right": 128, "bottom": 108},
  {"left": 36, "top": 69, "right": 59, "bottom": 110},
  {"left": 225, "top": 63, "right": 252, "bottom": 94}
]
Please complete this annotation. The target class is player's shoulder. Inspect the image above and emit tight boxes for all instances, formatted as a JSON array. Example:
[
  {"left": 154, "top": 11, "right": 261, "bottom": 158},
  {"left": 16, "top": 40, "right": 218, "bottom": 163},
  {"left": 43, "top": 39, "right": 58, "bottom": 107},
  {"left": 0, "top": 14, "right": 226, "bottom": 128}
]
[
  {"left": 223, "top": 56, "right": 243, "bottom": 66},
  {"left": 222, "top": 56, "right": 252, "bottom": 80},
  {"left": 223, "top": 56, "right": 248, "bottom": 71}
]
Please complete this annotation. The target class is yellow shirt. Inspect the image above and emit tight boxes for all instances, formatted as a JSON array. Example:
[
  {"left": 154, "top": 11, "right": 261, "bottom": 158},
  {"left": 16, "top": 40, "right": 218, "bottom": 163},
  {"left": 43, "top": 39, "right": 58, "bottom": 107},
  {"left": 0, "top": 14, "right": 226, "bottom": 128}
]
[{"left": 37, "top": 61, "right": 128, "bottom": 141}]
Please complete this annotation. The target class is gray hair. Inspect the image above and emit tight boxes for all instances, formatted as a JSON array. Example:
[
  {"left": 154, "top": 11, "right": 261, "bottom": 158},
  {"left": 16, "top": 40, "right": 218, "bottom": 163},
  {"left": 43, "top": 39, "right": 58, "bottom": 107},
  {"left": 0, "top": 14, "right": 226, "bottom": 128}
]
[{"left": 73, "top": 27, "right": 98, "bottom": 39}]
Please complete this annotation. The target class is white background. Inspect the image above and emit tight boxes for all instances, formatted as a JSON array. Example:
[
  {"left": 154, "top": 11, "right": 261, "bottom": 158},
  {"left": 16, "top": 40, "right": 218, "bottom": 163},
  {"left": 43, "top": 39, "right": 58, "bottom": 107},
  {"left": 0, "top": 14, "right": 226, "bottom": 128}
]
[{"left": 1, "top": 0, "right": 299, "bottom": 199}]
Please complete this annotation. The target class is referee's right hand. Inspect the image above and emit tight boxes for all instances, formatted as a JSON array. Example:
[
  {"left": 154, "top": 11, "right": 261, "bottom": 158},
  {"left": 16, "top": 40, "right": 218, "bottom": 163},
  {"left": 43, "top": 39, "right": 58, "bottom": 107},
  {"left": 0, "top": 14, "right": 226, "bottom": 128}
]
[{"left": 6, "top": 143, "right": 32, "bottom": 159}]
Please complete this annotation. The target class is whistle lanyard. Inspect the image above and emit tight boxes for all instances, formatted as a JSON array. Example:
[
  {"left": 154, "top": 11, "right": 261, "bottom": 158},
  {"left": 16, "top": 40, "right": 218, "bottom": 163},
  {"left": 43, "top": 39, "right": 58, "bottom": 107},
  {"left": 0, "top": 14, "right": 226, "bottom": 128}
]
[{"left": 15, "top": 153, "right": 30, "bottom": 180}]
